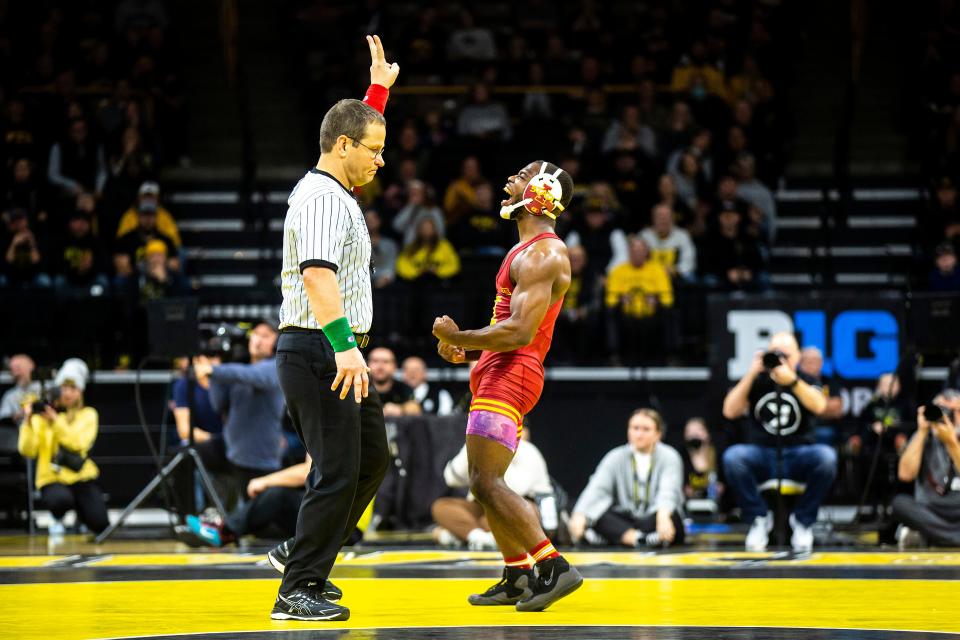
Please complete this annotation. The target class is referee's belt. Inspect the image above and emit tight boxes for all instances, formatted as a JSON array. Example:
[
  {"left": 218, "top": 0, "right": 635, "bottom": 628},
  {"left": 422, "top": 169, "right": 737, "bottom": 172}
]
[{"left": 280, "top": 326, "right": 370, "bottom": 349}]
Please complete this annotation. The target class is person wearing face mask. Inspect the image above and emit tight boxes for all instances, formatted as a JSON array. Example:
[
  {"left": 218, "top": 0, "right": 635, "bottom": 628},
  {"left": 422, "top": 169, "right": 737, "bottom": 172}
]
[
  {"left": 682, "top": 417, "right": 720, "bottom": 506},
  {"left": 567, "top": 408, "right": 685, "bottom": 548}
]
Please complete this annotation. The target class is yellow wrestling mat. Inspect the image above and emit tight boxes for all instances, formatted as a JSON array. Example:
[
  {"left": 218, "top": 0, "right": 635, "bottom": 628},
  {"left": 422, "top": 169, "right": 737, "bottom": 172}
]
[{"left": 2, "top": 576, "right": 959, "bottom": 640}]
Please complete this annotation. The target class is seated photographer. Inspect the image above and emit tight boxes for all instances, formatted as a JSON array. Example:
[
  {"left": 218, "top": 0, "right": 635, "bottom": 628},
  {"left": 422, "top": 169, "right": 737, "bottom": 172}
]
[
  {"left": 0, "top": 354, "right": 41, "bottom": 427},
  {"left": 568, "top": 408, "right": 685, "bottom": 548},
  {"left": 17, "top": 360, "right": 108, "bottom": 535},
  {"left": 893, "top": 391, "right": 960, "bottom": 548},
  {"left": 431, "top": 428, "right": 552, "bottom": 550},
  {"left": 191, "top": 321, "right": 285, "bottom": 508},
  {"left": 721, "top": 332, "right": 835, "bottom": 552},
  {"left": 180, "top": 454, "right": 312, "bottom": 547}
]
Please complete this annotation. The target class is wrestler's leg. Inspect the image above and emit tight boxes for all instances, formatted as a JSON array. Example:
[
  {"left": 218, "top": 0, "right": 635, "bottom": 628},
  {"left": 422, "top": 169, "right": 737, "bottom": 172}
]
[{"left": 465, "top": 412, "right": 546, "bottom": 555}]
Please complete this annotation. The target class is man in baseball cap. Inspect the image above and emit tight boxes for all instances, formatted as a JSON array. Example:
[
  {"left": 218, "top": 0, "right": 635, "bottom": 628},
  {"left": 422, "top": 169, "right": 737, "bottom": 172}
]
[{"left": 115, "top": 180, "right": 181, "bottom": 246}]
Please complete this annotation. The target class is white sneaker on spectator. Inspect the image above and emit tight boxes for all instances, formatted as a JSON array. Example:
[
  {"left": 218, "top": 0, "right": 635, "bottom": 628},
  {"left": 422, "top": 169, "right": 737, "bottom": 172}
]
[
  {"left": 745, "top": 513, "right": 773, "bottom": 552},
  {"left": 583, "top": 528, "right": 604, "bottom": 546},
  {"left": 467, "top": 528, "right": 497, "bottom": 551},
  {"left": 433, "top": 526, "right": 462, "bottom": 548},
  {"left": 896, "top": 525, "right": 926, "bottom": 550},
  {"left": 789, "top": 514, "right": 813, "bottom": 553},
  {"left": 48, "top": 518, "right": 66, "bottom": 538}
]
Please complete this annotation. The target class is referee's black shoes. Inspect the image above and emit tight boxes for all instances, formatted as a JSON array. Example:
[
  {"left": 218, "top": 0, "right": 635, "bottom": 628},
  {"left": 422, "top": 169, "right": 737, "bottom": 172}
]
[
  {"left": 267, "top": 538, "right": 344, "bottom": 602},
  {"left": 271, "top": 587, "right": 349, "bottom": 621},
  {"left": 515, "top": 556, "right": 584, "bottom": 612}
]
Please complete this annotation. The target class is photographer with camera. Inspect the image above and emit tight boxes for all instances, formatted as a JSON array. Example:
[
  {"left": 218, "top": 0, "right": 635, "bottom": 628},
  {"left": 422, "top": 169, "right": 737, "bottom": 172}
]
[
  {"left": 16, "top": 359, "right": 108, "bottom": 535},
  {"left": 191, "top": 321, "right": 285, "bottom": 509},
  {"left": 892, "top": 390, "right": 960, "bottom": 548},
  {"left": 722, "top": 332, "right": 834, "bottom": 552}
]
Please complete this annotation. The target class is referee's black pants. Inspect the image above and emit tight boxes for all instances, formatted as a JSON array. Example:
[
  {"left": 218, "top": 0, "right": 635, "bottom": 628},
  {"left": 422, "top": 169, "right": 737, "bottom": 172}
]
[{"left": 275, "top": 331, "right": 390, "bottom": 593}]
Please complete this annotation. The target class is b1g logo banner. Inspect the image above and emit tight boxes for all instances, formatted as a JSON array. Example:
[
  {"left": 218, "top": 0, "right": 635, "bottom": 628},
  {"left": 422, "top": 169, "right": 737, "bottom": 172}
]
[{"left": 708, "top": 293, "right": 903, "bottom": 383}]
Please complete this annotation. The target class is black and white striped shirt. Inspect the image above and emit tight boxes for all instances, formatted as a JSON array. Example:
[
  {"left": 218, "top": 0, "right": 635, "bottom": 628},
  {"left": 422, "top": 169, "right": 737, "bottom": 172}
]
[{"left": 279, "top": 169, "right": 373, "bottom": 332}]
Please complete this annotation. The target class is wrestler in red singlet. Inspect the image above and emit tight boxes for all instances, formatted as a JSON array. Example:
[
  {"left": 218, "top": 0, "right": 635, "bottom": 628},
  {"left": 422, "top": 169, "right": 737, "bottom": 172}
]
[
  {"left": 432, "top": 159, "right": 583, "bottom": 613},
  {"left": 468, "top": 230, "right": 564, "bottom": 440}
]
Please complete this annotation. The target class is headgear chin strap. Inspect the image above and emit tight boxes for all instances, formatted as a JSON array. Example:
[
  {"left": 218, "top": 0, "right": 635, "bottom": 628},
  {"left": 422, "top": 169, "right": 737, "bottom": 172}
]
[{"left": 499, "top": 164, "right": 567, "bottom": 220}]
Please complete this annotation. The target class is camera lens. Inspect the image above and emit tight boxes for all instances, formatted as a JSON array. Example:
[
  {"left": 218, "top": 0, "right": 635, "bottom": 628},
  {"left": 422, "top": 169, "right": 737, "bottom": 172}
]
[{"left": 924, "top": 403, "right": 945, "bottom": 423}]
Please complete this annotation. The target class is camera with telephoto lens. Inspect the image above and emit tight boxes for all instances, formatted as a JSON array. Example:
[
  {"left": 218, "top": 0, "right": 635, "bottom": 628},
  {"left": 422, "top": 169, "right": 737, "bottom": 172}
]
[
  {"left": 762, "top": 350, "right": 786, "bottom": 371},
  {"left": 30, "top": 386, "right": 61, "bottom": 414},
  {"left": 923, "top": 402, "right": 947, "bottom": 424}
]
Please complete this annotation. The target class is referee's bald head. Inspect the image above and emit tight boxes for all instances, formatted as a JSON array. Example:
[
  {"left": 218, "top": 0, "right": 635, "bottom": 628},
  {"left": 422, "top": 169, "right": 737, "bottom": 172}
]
[{"left": 319, "top": 99, "right": 386, "bottom": 153}]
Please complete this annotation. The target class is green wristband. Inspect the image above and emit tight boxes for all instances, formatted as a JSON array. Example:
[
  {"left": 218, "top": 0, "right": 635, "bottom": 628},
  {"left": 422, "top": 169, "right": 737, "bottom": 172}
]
[{"left": 322, "top": 317, "right": 356, "bottom": 352}]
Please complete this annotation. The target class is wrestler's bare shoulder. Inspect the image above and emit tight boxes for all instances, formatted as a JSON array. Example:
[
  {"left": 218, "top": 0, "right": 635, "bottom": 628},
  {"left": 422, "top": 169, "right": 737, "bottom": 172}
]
[{"left": 517, "top": 236, "right": 569, "bottom": 267}]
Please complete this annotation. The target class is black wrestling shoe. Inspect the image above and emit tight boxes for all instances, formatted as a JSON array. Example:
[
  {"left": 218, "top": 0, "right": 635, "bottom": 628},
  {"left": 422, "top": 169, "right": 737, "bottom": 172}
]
[
  {"left": 468, "top": 566, "right": 535, "bottom": 605},
  {"left": 270, "top": 587, "right": 350, "bottom": 621},
  {"left": 515, "top": 556, "right": 583, "bottom": 612},
  {"left": 267, "top": 538, "right": 343, "bottom": 602}
]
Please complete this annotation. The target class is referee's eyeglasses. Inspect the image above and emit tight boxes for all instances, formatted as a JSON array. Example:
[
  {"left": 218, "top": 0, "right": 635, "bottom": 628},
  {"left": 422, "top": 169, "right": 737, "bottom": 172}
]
[{"left": 349, "top": 138, "right": 385, "bottom": 161}]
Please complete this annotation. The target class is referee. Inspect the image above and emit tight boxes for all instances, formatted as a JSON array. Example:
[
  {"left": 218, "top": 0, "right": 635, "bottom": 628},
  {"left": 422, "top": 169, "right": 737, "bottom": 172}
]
[{"left": 270, "top": 35, "right": 399, "bottom": 622}]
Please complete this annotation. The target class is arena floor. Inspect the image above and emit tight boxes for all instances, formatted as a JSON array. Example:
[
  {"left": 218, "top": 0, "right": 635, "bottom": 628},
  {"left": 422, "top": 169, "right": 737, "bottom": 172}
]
[{"left": 1, "top": 536, "right": 959, "bottom": 640}]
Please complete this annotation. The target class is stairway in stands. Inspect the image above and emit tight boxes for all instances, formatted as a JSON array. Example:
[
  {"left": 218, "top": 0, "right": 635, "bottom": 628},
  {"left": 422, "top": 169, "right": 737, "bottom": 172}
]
[
  {"left": 172, "top": 182, "right": 291, "bottom": 325},
  {"left": 769, "top": 180, "right": 923, "bottom": 290},
  {"left": 171, "top": 178, "right": 926, "bottom": 334}
]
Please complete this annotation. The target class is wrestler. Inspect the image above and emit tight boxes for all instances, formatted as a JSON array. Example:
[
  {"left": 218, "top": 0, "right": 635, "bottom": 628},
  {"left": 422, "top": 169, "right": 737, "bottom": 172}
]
[{"left": 433, "top": 160, "right": 582, "bottom": 612}]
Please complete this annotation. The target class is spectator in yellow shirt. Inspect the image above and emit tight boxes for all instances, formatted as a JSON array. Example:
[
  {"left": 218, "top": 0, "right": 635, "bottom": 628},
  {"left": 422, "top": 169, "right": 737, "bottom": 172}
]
[
  {"left": 115, "top": 181, "right": 181, "bottom": 247},
  {"left": 442, "top": 155, "right": 485, "bottom": 225},
  {"left": 17, "top": 360, "right": 109, "bottom": 535},
  {"left": 396, "top": 215, "right": 461, "bottom": 281},
  {"left": 605, "top": 236, "right": 673, "bottom": 318},
  {"left": 604, "top": 237, "right": 674, "bottom": 362}
]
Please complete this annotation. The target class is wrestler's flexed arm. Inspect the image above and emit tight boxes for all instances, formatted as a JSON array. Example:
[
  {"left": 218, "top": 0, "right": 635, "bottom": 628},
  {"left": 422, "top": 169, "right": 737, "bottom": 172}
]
[{"left": 433, "top": 243, "right": 569, "bottom": 353}]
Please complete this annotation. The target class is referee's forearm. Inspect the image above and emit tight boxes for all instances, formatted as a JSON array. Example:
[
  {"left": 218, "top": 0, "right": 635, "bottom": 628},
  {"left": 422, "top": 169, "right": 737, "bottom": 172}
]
[{"left": 303, "top": 267, "right": 348, "bottom": 327}]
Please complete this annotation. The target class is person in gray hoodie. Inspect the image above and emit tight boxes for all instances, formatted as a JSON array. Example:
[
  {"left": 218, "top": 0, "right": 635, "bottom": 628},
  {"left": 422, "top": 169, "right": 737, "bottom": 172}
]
[{"left": 568, "top": 408, "right": 685, "bottom": 547}]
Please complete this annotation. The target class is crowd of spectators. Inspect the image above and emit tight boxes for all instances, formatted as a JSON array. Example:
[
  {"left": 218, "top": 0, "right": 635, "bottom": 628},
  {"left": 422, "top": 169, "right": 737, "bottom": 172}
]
[
  {"left": 915, "top": 2, "right": 960, "bottom": 291},
  {"left": 280, "top": 0, "right": 798, "bottom": 363},
  {"left": 0, "top": 3, "right": 189, "bottom": 364}
]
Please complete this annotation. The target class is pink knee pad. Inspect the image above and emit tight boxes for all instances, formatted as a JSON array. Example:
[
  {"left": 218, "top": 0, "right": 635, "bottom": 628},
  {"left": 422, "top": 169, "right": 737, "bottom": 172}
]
[{"left": 466, "top": 409, "right": 519, "bottom": 452}]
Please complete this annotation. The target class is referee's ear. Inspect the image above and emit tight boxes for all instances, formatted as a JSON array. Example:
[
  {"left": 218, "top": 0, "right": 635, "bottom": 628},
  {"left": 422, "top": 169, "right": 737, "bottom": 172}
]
[{"left": 337, "top": 135, "right": 350, "bottom": 158}]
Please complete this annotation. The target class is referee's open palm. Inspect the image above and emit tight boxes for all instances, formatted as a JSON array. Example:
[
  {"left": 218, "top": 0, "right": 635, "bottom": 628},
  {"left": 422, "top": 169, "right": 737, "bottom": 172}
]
[{"left": 332, "top": 348, "right": 370, "bottom": 403}]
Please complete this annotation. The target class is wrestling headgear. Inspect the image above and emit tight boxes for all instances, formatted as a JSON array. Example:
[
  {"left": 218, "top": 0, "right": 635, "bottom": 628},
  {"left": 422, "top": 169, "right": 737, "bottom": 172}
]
[{"left": 500, "top": 163, "right": 568, "bottom": 220}]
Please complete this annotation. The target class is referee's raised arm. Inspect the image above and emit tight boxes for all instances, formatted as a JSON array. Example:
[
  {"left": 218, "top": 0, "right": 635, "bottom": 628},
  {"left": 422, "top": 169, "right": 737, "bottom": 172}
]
[{"left": 279, "top": 35, "right": 398, "bottom": 404}]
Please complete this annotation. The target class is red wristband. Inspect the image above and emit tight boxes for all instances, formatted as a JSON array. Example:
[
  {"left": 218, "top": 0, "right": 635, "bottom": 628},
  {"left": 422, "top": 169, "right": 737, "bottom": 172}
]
[{"left": 363, "top": 84, "right": 389, "bottom": 114}]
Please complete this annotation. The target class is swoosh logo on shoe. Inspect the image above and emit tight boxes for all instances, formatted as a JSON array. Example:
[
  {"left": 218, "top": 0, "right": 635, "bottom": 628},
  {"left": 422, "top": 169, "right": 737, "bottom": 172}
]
[{"left": 542, "top": 571, "right": 555, "bottom": 587}]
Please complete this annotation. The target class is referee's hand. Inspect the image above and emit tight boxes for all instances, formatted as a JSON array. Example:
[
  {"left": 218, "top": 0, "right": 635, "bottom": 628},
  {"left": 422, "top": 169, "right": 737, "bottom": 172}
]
[
  {"left": 367, "top": 35, "right": 399, "bottom": 89},
  {"left": 332, "top": 348, "right": 370, "bottom": 403}
]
